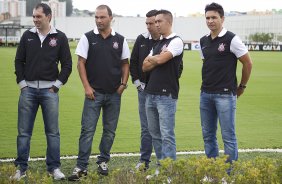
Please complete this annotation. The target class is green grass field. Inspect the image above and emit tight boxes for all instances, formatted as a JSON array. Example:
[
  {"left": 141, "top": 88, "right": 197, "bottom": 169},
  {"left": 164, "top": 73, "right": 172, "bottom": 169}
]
[{"left": 0, "top": 46, "right": 281, "bottom": 159}]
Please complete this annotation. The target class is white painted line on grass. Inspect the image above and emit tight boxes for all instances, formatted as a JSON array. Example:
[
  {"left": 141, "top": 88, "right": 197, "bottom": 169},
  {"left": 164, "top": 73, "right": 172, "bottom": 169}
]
[{"left": 1, "top": 149, "right": 281, "bottom": 163}]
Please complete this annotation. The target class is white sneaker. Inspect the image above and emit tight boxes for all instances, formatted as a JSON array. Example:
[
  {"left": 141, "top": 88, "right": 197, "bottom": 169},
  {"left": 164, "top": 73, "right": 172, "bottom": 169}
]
[
  {"left": 49, "top": 168, "right": 65, "bottom": 180},
  {"left": 201, "top": 175, "right": 214, "bottom": 183},
  {"left": 10, "top": 169, "right": 26, "bottom": 181},
  {"left": 221, "top": 177, "right": 228, "bottom": 184},
  {"left": 145, "top": 167, "right": 160, "bottom": 180},
  {"left": 154, "top": 167, "right": 160, "bottom": 176}
]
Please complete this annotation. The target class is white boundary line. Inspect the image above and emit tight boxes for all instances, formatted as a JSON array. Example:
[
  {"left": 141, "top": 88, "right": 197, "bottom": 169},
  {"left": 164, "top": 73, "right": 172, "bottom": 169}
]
[{"left": 1, "top": 149, "right": 281, "bottom": 163}]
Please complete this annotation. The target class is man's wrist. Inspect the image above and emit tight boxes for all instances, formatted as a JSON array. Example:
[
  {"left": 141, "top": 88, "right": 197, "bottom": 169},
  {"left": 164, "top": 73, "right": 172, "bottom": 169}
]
[
  {"left": 238, "top": 84, "right": 246, "bottom": 89},
  {"left": 120, "top": 83, "right": 128, "bottom": 89}
]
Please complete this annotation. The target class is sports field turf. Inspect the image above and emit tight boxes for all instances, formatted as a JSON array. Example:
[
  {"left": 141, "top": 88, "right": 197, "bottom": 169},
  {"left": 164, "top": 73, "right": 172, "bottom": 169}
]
[{"left": 0, "top": 46, "right": 281, "bottom": 158}]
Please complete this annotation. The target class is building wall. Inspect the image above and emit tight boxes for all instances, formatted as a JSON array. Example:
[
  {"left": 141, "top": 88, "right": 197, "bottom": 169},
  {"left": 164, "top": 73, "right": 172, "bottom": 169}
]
[
  {"left": 225, "top": 15, "right": 282, "bottom": 42},
  {"left": 18, "top": 0, "right": 26, "bottom": 17},
  {"left": 0, "top": 0, "right": 26, "bottom": 17},
  {"left": 19, "top": 14, "right": 282, "bottom": 42},
  {"left": 0, "top": 0, "right": 65, "bottom": 18}
]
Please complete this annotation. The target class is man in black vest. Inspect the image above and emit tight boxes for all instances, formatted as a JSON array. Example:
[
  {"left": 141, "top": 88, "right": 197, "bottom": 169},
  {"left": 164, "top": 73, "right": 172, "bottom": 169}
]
[
  {"left": 199, "top": 2, "right": 253, "bottom": 166},
  {"left": 130, "top": 9, "right": 160, "bottom": 170},
  {"left": 68, "top": 5, "right": 130, "bottom": 180},
  {"left": 143, "top": 10, "right": 184, "bottom": 162}
]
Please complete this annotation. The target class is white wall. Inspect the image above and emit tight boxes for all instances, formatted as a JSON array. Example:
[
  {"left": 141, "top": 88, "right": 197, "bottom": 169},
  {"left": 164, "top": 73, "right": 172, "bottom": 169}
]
[{"left": 19, "top": 14, "right": 282, "bottom": 42}]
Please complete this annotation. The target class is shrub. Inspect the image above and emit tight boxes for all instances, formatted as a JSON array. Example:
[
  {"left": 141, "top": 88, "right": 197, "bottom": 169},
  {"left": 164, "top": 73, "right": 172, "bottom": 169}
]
[
  {"left": 0, "top": 164, "right": 52, "bottom": 184},
  {"left": 0, "top": 156, "right": 281, "bottom": 183},
  {"left": 231, "top": 157, "right": 280, "bottom": 184}
]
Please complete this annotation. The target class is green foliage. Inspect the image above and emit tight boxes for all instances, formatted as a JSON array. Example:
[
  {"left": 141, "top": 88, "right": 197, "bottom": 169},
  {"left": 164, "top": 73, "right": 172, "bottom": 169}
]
[
  {"left": 108, "top": 167, "right": 148, "bottom": 184},
  {"left": 1, "top": 155, "right": 282, "bottom": 183},
  {"left": 73, "top": 156, "right": 282, "bottom": 184},
  {"left": 249, "top": 32, "right": 274, "bottom": 43},
  {"left": 277, "top": 159, "right": 282, "bottom": 184},
  {"left": 80, "top": 171, "right": 100, "bottom": 183},
  {"left": 231, "top": 157, "right": 281, "bottom": 183},
  {"left": 0, "top": 164, "right": 51, "bottom": 184},
  {"left": 25, "top": 170, "right": 53, "bottom": 184},
  {"left": 276, "top": 35, "right": 282, "bottom": 42},
  {"left": 0, "top": 164, "right": 20, "bottom": 184}
]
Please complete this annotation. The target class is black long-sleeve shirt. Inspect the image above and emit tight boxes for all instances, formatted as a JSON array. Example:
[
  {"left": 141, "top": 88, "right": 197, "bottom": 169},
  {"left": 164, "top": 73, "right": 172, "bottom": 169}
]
[
  {"left": 130, "top": 32, "right": 159, "bottom": 84},
  {"left": 15, "top": 27, "right": 72, "bottom": 85}
]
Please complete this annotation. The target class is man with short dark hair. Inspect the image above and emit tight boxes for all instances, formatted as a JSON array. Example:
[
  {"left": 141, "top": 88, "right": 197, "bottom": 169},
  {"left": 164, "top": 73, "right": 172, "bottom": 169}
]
[
  {"left": 68, "top": 5, "right": 130, "bottom": 181},
  {"left": 143, "top": 9, "right": 184, "bottom": 162},
  {"left": 12, "top": 2, "right": 72, "bottom": 181},
  {"left": 199, "top": 2, "right": 253, "bottom": 166},
  {"left": 130, "top": 9, "right": 160, "bottom": 170}
]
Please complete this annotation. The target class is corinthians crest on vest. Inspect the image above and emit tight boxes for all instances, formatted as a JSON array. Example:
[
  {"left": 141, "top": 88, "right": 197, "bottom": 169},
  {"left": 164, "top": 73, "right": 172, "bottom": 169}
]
[
  {"left": 49, "top": 38, "right": 58, "bottom": 47},
  {"left": 113, "top": 42, "right": 119, "bottom": 49},
  {"left": 218, "top": 43, "right": 225, "bottom": 52}
]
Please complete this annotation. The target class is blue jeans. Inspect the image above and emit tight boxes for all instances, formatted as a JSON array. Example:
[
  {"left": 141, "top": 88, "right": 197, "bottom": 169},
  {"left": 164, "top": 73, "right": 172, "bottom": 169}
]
[
  {"left": 200, "top": 92, "right": 238, "bottom": 163},
  {"left": 15, "top": 87, "right": 60, "bottom": 172},
  {"left": 138, "top": 90, "right": 152, "bottom": 163},
  {"left": 145, "top": 94, "right": 177, "bottom": 161},
  {"left": 77, "top": 92, "right": 121, "bottom": 170}
]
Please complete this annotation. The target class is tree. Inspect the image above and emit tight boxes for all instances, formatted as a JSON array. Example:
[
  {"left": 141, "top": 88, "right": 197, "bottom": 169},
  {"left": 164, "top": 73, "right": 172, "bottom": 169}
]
[
  {"left": 249, "top": 32, "right": 274, "bottom": 43},
  {"left": 277, "top": 35, "right": 282, "bottom": 42}
]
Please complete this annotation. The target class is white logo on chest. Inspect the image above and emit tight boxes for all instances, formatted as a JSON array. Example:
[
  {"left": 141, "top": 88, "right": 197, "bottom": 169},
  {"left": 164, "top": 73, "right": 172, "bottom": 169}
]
[
  {"left": 113, "top": 42, "right": 119, "bottom": 49},
  {"left": 218, "top": 43, "right": 225, "bottom": 52},
  {"left": 49, "top": 38, "right": 57, "bottom": 47}
]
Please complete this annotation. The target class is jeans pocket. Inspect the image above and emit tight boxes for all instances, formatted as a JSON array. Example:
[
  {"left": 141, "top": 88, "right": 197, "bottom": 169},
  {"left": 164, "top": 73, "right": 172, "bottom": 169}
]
[
  {"left": 20, "top": 87, "right": 29, "bottom": 96},
  {"left": 21, "top": 86, "right": 28, "bottom": 91}
]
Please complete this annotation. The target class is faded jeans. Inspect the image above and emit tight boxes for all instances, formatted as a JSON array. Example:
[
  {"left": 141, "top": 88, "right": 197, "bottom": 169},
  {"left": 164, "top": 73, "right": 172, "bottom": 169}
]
[
  {"left": 145, "top": 94, "right": 177, "bottom": 161},
  {"left": 138, "top": 90, "right": 152, "bottom": 163},
  {"left": 15, "top": 87, "right": 60, "bottom": 172},
  {"left": 200, "top": 91, "right": 238, "bottom": 163}
]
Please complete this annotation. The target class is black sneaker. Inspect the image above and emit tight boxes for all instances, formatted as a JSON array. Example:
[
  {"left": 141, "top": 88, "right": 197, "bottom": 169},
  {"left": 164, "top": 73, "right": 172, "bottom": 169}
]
[
  {"left": 67, "top": 167, "right": 87, "bottom": 181},
  {"left": 97, "top": 162, "right": 108, "bottom": 176}
]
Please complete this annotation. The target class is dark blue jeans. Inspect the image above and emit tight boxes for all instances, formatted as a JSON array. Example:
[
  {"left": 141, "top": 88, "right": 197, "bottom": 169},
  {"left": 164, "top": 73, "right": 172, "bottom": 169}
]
[
  {"left": 76, "top": 92, "right": 121, "bottom": 170},
  {"left": 200, "top": 92, "right": 238, "bottom": 163},
  {"left": 15, "top": 87, "right": 60, "bottom": 172},
  {"left": 138, "top": 90, "right": 152, "bottom": 163}
]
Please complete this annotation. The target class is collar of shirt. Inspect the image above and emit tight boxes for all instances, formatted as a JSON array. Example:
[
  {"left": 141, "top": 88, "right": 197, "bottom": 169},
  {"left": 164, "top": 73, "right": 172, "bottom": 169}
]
[
  {"left": 160, "top": 33, "right": 177, "bottom": 40},
  {"left": 29, "top": 25, "right": 57, "bottom": 35},
  {"left": 141, "top": 31, "right": 152, "bottom": 39},
  {"left": 37, "top": 29, "right": 49, "bottom": 42},
  {"left": 206, "top": 27, "right": 227, "bottom": 37},
  {"left": 29, "top": 26, "right": 57, "bottom": 43},
  {"left": 93, "top": 27, "right": 116, "bottom": 36}
]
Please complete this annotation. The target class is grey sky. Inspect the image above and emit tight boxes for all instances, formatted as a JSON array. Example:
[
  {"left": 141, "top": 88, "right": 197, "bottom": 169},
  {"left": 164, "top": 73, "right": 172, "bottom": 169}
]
[{"left": 73, "top": 0, "right": 281, "bottom": 17}]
